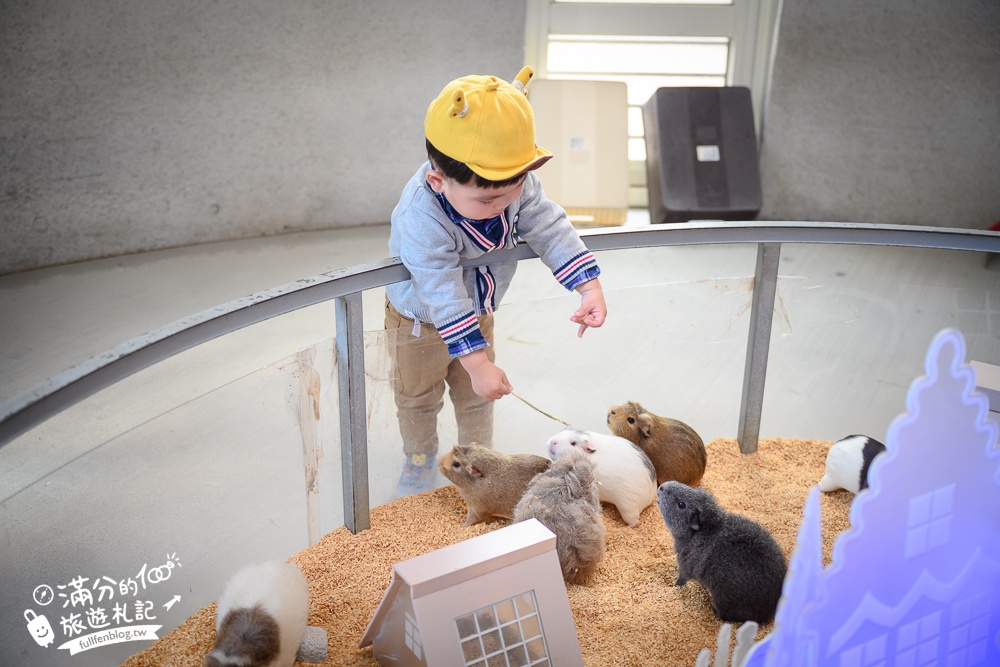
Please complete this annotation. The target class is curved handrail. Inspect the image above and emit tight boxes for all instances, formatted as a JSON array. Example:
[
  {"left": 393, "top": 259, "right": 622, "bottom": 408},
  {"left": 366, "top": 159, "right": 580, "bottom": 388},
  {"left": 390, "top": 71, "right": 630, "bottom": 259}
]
[{"left": 1, "top": 221, "right": 997, "bottom": 449}]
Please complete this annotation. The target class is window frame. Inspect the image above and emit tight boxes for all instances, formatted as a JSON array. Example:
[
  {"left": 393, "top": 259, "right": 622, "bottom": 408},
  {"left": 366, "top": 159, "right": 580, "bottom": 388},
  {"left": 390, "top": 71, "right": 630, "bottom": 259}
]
[{"left": 525, "top": 0, "right": 780, "bottom": 204}]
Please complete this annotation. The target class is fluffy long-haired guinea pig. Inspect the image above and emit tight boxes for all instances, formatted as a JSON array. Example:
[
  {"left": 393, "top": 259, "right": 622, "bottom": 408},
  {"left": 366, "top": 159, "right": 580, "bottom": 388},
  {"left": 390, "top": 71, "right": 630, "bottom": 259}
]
[
  {"left": 657, "top": 481, "right": 787, "bottom": 624},
  {"left": 546, "top": 428, "right": 657, "bottom": 527},
  {"left": 607, "top": 401, "right": 707, "bottom": 487},
  {"left": 818, "top": 434, "right": 886, "bottom": 494},
  {"left": 514, "top": 447, "right": 606, "bottom": 584},
  {"left": 439, "top": 443, "right": 551, "bottom": 526},
  {"left": 205, "top": 561, "right": 310, "bottom": 667}
]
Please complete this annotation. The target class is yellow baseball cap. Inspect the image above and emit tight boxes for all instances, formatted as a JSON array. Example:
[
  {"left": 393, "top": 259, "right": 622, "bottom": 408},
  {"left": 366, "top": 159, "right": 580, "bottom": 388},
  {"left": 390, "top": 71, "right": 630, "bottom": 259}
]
[{"left": 425, "top": 66, "right": 553, "bottom": 181}]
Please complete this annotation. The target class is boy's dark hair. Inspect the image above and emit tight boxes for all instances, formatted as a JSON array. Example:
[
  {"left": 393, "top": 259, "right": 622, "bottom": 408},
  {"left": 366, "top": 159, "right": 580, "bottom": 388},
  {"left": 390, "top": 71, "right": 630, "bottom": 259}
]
[{"left": 426, "top": 139, "right": 526, "bottom": 190}]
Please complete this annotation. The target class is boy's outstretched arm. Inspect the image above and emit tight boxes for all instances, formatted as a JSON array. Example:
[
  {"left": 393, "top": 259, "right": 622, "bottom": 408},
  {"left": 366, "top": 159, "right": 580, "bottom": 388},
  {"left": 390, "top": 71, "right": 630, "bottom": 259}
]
[
  {"left": 459, "top": 349, "right": 513, "bottom": 402},
  {"left": 571, "top": 278, "right": 607, "bottom": 338}
]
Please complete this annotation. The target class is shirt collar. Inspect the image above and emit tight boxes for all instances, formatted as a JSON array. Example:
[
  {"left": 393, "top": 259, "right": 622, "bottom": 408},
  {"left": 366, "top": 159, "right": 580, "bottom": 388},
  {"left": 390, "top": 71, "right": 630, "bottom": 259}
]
[{"left": 429, "top": 183, "right": 509, "bottom": 250}]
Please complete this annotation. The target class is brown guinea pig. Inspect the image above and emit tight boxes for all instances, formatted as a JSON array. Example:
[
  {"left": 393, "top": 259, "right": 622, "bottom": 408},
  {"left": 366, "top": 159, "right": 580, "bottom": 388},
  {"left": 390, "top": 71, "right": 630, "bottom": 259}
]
[
  {"left": 439, "top": 443, "right": 551, "bottom": 526},
  {"left": 606, "top": 401, "right": 707, "bottom": 487}
]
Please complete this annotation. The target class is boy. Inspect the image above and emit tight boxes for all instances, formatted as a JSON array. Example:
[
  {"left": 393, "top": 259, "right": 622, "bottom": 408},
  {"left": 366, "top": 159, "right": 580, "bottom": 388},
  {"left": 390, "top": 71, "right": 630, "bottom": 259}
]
[{"left": 385, "top": 66, "right": 607, "bottom": 497}]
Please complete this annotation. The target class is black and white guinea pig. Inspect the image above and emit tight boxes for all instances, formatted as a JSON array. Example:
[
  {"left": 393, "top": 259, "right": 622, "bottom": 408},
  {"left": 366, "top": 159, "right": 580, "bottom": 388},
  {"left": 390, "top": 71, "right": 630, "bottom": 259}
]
[
  {"left": 204, "top": 561, "right": 310, "bottom": 667},
  {"left": 818, "top": 434, "right": 886, "bottom": 494},
  {"left": 546, "top": 428, "right": 657, "bottom": 527}
]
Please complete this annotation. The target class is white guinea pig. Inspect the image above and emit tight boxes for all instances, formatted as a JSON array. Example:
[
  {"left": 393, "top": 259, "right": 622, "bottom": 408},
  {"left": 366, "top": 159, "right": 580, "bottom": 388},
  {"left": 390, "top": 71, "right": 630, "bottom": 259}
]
[
  {"left": 818, "top": 434, "right": 886, "bottom": 494},
  {"left": 205, "top": 561, "right": 310, "bottom": 667},
  {"left": 546, "top": 428, "right": 658, "bottom": 527}
]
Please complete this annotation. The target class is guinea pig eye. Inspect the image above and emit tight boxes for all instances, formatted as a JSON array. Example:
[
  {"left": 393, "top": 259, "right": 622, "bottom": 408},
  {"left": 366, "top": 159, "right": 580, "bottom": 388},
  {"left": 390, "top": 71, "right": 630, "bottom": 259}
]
[
  {"left": 627, "top": 417, "right": 635, "bottom": 424},
  {"left": 451, "top": 461, "right": 461, "bottom": 469},
  {"left": 677, "top": 500, "right": 686, "bottom": 509},
  {"left": 570, "top": 440, "right": 577, "bottom": 447}
]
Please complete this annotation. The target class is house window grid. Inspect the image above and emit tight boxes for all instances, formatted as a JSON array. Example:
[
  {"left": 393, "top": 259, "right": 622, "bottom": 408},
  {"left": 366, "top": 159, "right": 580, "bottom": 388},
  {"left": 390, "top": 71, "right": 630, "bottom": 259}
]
[
  {"left": 947, "top": 592, "right": 992, "bottom": 666},
  {"left": 897, "top": 610, "right": 943, "bottom": 667},
  {"left": 404, "top": 610, "right": 423, "bottom": 660},
  {"left": 457, "top": 590, "right": 550, "bottom": 667},
  {"left": 905, "top": 484, "right": 955, "bottom": 560},
  {"left": 839, "top": 633, "right": 888, "bottom": 667}
]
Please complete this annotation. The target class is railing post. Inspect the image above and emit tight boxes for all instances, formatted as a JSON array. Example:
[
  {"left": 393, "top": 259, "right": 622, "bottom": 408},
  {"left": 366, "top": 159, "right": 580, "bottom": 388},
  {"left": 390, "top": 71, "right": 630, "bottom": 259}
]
[
  {"left": 737, "top": 242, "right": 781, "bottom": 454},
  {"left": 335, "top": 292, "right": 370, "bottom": 533}
]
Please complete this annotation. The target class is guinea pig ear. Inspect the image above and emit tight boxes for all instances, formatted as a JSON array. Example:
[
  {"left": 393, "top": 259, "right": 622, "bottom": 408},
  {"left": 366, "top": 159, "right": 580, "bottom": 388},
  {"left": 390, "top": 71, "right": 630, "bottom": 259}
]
[
  {"left": 688, "top": 507, "right": 701, "bottom": 532},
  {"left": 637, "top": 413, "right": 655, "bottom": 440},
  {"left": 469, "top": 465, "right": 483, "bottom": 478},
  {"left": 583, "top": 437, "right": 597, "bottom": 454}
]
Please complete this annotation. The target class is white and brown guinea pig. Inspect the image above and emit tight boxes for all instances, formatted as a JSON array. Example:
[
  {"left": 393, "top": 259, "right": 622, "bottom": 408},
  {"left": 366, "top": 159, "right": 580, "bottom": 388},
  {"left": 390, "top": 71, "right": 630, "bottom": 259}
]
[
  {"left": 546, "top": 428, "right": 657, "bottom": 527},
  {"left": 607, "top": 401, "right": 707, "bottom": 487},
  {"left": 205, "top": 561, "right": 309, "bottom": 667},
  {"left": 818, "top": 434, "right": 886, "bottom": 494}
]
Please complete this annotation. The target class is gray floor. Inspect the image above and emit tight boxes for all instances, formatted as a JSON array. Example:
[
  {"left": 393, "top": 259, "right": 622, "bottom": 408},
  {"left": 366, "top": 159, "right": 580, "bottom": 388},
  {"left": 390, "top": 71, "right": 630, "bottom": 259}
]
[{"left": 2, "top": 217, "right": 999, "bottom": 666}]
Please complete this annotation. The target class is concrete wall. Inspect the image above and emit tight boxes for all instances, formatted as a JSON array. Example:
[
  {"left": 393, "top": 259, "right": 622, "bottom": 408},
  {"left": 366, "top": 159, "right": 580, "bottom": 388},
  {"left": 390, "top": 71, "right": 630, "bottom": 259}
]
[
  {"left": 0, "top": 1, "right": 526, "bottom": 274},
  {"left": 5, "top": 2, "right": 999, "bottom": 274},
  {"left": 758, "top": 0, "right": 1000, "bottom": 228}
]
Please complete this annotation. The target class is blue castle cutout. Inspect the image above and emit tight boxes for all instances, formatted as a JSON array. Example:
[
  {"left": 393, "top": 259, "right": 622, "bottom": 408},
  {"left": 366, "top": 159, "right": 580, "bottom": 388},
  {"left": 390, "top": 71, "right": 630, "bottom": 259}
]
[{"left": 744, "top": 328, "right": 1000, "bottom": 667}]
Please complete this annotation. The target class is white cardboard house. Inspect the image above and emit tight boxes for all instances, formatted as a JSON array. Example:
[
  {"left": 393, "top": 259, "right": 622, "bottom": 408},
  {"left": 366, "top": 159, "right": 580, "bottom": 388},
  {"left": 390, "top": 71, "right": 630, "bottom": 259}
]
[{"left": 360, "top": 518, "right": 584, "bottom": 666}]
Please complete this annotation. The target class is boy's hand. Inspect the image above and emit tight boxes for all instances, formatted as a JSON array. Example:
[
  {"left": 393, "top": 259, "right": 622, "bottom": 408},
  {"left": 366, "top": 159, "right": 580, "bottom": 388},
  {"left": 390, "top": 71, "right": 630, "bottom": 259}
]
[
  {"left": 571, "top": 278, "right": 607, "bottom": 338},
  {"left": 459, "top": 349, "right": 513, "bottom": 401}
]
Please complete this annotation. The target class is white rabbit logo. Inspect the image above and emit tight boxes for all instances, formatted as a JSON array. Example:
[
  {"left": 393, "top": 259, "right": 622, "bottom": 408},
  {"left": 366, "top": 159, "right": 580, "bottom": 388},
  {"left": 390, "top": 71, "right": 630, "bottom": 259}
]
[{"left": 24, "top": 609, "right": 55, "bottom": 648}]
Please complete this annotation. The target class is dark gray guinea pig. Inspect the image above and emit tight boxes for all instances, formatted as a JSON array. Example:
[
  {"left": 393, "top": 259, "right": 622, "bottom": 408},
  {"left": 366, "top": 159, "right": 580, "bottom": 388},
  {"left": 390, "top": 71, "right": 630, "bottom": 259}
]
[{"left": 657, "top": 481, "right": 787, "bottom": 624}]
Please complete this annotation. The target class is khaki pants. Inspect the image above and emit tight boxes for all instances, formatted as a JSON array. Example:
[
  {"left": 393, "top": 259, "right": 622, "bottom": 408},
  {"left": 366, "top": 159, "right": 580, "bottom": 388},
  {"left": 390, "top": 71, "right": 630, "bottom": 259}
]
[{"left": 384, "top": 298, "right": 494, "bottom": 456}]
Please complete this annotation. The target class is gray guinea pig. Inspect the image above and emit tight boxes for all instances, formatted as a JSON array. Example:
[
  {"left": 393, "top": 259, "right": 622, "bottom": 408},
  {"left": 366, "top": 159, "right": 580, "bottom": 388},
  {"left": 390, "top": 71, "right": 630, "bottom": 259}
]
[
  {"left": 818, "top": 434, "right": 886, "bottom": 494},
  {"left": 657, "top": 481, "right": 787, "bottom": 624},
  {"left": 514, "top": 447, "right": 606, "bottom": 584}
]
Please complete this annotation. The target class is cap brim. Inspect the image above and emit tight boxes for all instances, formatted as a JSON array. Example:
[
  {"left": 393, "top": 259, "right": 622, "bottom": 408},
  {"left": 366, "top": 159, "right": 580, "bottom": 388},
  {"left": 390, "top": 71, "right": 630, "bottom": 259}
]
[{"left": 467, "top": 146, "right": 554, "bottom": 182}]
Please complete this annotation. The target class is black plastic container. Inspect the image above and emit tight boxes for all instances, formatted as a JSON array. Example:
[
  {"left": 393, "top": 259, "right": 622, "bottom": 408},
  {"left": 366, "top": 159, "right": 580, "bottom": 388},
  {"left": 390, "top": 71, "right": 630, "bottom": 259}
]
[{"left": 642, "top": 87, "right": 762, "bottom": 224}]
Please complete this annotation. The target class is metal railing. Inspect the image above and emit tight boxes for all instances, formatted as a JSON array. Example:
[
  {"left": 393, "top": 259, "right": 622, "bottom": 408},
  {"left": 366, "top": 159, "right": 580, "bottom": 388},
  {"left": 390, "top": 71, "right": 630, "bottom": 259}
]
[{"left": 2, "top": 221, "right": 997, "bottom": 533}]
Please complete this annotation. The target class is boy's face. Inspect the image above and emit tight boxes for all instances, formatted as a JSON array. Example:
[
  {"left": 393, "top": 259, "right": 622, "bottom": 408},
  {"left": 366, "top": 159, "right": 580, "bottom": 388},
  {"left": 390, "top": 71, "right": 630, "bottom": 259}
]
[{"left": 426, "top": 169, "right": 525, "bottom": 221}]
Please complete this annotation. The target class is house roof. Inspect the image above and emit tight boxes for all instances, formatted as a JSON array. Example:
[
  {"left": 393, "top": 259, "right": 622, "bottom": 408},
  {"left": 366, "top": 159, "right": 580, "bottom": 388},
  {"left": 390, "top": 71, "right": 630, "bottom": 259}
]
[
  {"left": 393, "top": 518, "right": 556, "bottom": 598},
  {"left": 359, "top": 519, "right": 557, "bottom": 648}
]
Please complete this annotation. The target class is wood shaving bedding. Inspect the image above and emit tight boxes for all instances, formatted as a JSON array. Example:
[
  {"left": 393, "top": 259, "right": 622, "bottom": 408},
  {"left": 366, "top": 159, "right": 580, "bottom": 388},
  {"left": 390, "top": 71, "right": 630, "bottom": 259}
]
[{"left": 121, "top": 437, "right": 852, "bottom": 667}]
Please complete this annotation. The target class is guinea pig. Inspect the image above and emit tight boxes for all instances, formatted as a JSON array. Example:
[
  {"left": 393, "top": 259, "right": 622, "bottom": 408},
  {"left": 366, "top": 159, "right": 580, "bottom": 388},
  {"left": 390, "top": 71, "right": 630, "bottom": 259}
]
[
  {"left": 546, "top": 428, "right": 657, "bottom": 528},
  {"left": 514, "top": 447, "right": 606, "bottom": 584},
  {"left": 205, "top": 561, "right": 310, "bottom": 667},
  {"left": 607, "top": 401, "right": 707, "bottom": 487},
  {"left": 439, "top": 443, "right": 551, "bottom": 526},
  {"left": 818, "top": 434, "right": 886, "bottom": 494},
  {"left": 657, "top": 481, "right": 787, "bottom": 624}
]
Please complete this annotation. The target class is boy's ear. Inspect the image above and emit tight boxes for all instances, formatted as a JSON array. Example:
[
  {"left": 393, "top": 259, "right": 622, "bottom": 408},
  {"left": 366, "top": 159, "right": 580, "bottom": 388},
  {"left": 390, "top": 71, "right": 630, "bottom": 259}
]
[{"left": 425, "top": 168, "right": 446, "bottom": 193}]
